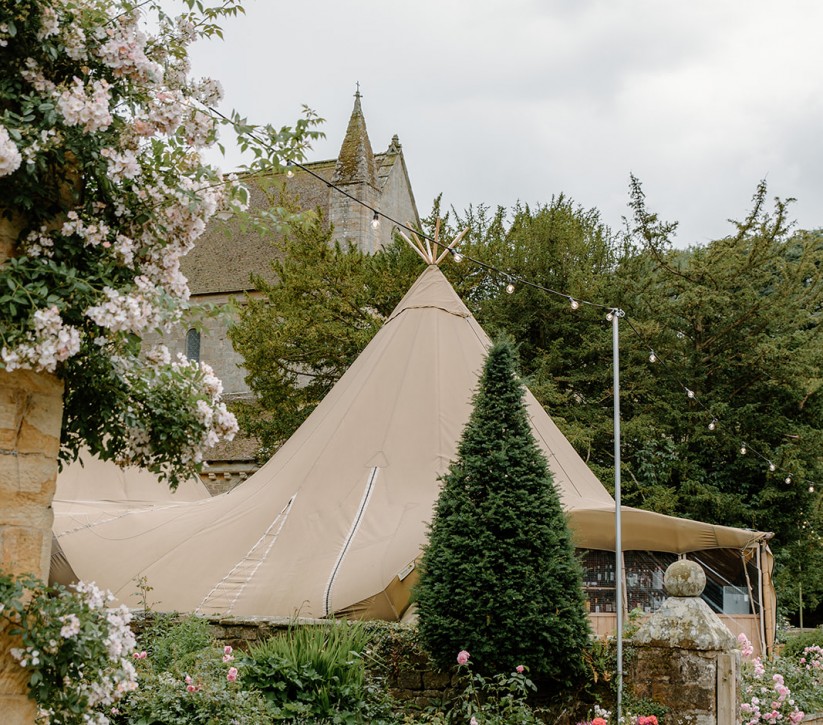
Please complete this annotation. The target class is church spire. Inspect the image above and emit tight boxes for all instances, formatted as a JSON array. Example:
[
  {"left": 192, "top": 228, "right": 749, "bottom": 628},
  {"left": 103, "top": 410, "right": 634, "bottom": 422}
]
[{"left": 332, "top": 85, "right": 378, "bottom": 187}]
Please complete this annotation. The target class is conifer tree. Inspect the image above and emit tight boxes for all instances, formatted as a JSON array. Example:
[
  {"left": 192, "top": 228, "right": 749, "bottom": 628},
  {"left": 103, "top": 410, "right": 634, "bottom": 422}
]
[{"left": 416, "top": 339, "right": 591, "bottom": 687}]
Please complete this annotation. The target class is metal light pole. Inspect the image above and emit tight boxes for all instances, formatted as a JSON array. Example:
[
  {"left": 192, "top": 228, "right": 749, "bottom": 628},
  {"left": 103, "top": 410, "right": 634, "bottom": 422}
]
[{"left": 611, "top": 308, "right": 625, "bottom": 721}]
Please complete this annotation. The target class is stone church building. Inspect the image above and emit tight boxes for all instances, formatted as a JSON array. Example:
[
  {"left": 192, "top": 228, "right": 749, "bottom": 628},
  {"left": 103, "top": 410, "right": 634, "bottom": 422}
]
[{"left": 171, "top": 93, "right": 420, "bottom": 491}]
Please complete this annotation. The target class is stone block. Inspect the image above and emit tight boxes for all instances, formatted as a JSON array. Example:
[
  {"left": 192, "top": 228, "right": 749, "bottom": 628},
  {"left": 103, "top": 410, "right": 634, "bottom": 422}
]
[
  {"left": 0, "top": 370, "right": 63, "bottom": 442},
  {"left": 422, "top": 669, "right": 452, "bottom": 689},
  {"left": 0, "top": 523, "right": 52, "bottom": 578},
  {"left": 395, "top": 669, "right": 422, "bottom": 689},
  {"left": 0, "top": 454, "right": 58, "bottom": 502}
]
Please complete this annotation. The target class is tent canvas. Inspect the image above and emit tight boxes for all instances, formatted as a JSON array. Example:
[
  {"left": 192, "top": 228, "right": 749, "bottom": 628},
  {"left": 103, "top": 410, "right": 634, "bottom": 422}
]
[
  {"left": 55, "top": 265, "right": 774, "bottom": 647},
  {"left": 50, "top": 452, "right": 209, "bottom": 587}
]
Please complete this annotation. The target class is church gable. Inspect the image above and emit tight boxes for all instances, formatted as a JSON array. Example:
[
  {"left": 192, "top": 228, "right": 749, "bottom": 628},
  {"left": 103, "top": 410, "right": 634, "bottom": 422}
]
[{"left": 181, "top": 94, "right": 419, "bottom": 296}]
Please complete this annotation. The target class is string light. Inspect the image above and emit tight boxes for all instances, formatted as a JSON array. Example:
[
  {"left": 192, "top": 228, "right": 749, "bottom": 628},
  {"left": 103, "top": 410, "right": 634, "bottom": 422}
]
[
  {"left": 371, "top": 211, "right": 380, "bottom": 229},
  {"left": 740, "top": 445, "right": 747, "bottom": 455},
  {"left": 785, "top": 476, "right": 792, "bottom": 484},
  {"left": 262, "top": 151, "right": 822, "bottom": 498},
  {"left": 769, "top": 462, "right": 776, "bottom": 472},
  {"left": 285, "top": 161, "right": 294, "bottom": 179}
]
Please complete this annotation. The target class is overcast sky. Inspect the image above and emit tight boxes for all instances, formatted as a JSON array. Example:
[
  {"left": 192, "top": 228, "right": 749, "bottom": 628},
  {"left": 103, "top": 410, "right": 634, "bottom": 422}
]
[{"left": 186, "top": 0, "right": 823, "bottom": 247}]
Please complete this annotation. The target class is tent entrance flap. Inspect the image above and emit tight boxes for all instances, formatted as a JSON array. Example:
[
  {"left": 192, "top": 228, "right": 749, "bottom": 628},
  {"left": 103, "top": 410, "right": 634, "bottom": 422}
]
[{"left": 323, "top": 467, "right": 380, "bottom": 616}]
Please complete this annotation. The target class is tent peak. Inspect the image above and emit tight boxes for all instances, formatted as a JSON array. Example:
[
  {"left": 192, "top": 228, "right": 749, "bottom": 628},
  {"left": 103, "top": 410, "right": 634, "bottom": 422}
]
[{"left": 396, "top": 220, "right": 468, "bottom": 266}]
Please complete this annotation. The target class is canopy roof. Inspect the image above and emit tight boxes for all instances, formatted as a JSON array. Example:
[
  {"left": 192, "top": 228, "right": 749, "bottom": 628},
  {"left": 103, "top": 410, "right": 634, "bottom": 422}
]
[
  {"left": 56, "top": 265, "right": 771, "bottom": 621},
  {"left": 55, "top": 451, "right": 209, "bottom": 506}
]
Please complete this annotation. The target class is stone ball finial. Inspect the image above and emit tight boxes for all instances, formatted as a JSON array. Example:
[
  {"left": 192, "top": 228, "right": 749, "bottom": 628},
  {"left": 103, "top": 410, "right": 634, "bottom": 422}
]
[{"left": 664, "top": 559, "right": 706, "bottom": 597}]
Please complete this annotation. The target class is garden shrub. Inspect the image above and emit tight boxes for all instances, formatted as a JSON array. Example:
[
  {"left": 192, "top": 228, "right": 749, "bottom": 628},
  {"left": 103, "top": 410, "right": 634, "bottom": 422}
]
[
  {"left": 738, "top": 632, "right": 819, "bottom": 722},
  {"left": 240, "top": 621, "right": 394, "bottom": 722},
  {"left": 112, "top": 615, "right": 269, "bottom": 724},
  {"left": 415, "top": 339, "right": 591, "bottom": 693},
  {"left": 781, "top": 628, "right": 823, "bottom": 659}
]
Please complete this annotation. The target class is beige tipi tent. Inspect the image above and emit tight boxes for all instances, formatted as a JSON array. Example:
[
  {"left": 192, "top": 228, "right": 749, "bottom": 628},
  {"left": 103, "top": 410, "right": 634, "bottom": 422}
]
[
  {"left": 50, "top": 452, "right": 209, "bottom": 586},
  {"left": 55, "top": 264, "right": 774, "bottom": 646}
]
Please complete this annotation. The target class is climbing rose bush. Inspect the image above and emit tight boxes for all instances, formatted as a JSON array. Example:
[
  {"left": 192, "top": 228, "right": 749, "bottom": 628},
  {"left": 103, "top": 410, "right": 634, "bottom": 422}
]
[
  {"left": 0, "top": 0, "right": 319, "bottom": 484},
  {"left": 1, "top": 574, "right": 137, "bottom": 725}
]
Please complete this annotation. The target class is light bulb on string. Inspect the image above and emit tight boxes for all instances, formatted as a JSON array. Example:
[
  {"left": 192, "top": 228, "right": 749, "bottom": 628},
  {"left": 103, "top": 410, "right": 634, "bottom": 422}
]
[
  {"left": 285, "top": 161, "right": 294, "bottom": 179},
  {"left": 810, "top": 484, "right": 815, "bottom": 493},
  {"left": 708, "top": 419, "right": 716, "bottom": 431},
  {"left": 606, "top": 311, "right": 614, "bottom": 322},
  {"left": 740, "top": 444, "right": 747, "bottom": 455},
  {"left": 569, "top": 297, "right": 579, "bottom": 310},
  {"left": 686, "top": 388, "right": 695, "bottom": 399},
  {"left": 505, "top": 280, "right": 515, "bottom": 294},
  {"left": 769, "top": 462, "right": 776, "bottom": 472},
  {"left": 371, "top": 211, "right": 380, "bottom": 229},
  {"left": 649, "top": 351, "right": 657, "bottom": 363},
  {"left": 452, "top": 250, "right": 463, "bottom": 263},
  {"left": 785, "top": 476, "right": 792, "bottom": 484}
]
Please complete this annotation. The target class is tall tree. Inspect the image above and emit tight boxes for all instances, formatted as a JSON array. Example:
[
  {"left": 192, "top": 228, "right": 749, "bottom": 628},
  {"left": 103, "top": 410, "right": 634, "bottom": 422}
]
[
  {"left": 609, "top": 179, "right": 823, "bottom": 611},
  {"left": 416, "top": 339, "right": 591, "bottom": 687}
]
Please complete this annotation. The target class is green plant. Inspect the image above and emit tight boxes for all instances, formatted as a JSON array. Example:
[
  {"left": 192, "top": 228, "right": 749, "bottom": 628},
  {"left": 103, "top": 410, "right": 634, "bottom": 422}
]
[
  {"left": 0, "top": 573, "right": 137, "bottom": 725},
  {"left": 780, "top": 628, "right": 823, "bottom": 659},
  {"left": 738, "top": 632, "right": 813, "bottom": 722},
  {"left": 112, "top": 615, "right": 269, "bottom": 724},
  {"left": 137, "top": 613, "right": 214, "bottom": 674},
  {"left": 415, "top": 339, "right": 591, "bottom": 692},
  {"left": 403, "top": 651, "right": 542, "bottom": 724},
  {"left": 240, "top": 621, "right": 393, "bottom": 722}
]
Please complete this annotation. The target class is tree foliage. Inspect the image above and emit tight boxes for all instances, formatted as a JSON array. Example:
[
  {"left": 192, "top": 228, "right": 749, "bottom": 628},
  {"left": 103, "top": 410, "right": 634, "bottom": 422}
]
[
  {"left": 229, "top": 219, "right": 421, "bottom": 457},
  {"left": 231, "top": 186, "right": 823, "bottom": 613},
  {"left": 415, "top": 339, "right": 591, "bottom": 686}
]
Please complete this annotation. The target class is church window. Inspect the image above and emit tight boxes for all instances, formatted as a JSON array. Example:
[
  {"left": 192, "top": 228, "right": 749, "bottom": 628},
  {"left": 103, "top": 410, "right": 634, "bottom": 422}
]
[{"left": 185, "top": 328, "right": 201, "bottom": 362}]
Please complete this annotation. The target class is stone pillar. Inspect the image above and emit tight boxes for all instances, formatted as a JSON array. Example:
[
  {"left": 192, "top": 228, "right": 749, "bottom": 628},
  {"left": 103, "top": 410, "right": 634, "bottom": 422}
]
[
  {"left": 628, "top": 559, "right": 739, "bottom": 725},
  {"left": 0, "top": 368, "right": 65, "bottom": 723}
]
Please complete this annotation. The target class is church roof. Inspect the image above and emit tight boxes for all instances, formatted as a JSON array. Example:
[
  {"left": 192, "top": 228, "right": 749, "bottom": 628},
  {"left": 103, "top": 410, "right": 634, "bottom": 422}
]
[{"left": 182, "top": 152, "right": 403, "bottom": 297}]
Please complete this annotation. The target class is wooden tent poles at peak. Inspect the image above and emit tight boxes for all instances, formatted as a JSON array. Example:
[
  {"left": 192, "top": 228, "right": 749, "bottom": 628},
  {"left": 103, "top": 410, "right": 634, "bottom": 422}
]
[{"left": 397, "top": 219, "right": 469, "bottom": 265}]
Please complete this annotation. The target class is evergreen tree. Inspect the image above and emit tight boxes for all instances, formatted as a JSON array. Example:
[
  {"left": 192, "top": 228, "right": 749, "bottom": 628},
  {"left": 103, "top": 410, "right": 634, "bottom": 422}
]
[{"left": 416, "top": 339, "right": 591, "bottom": 688}]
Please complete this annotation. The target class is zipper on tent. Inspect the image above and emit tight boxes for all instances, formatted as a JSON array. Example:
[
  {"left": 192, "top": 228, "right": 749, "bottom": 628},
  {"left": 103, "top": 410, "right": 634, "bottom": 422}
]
[{"left": 323, "top": 467, "right": 380, "bottom": 616}]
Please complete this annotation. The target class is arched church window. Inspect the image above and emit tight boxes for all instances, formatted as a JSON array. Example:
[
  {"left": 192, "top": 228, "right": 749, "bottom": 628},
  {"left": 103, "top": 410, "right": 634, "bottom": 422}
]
[{"left": 185, "top": 329, "right": 201, "bottom": 362}]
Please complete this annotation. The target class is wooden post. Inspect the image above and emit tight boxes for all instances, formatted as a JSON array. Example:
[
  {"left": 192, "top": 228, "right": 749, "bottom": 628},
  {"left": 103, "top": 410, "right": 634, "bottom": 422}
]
[{"left": 716, "top": 652, "right": 737, "bottom": 724}]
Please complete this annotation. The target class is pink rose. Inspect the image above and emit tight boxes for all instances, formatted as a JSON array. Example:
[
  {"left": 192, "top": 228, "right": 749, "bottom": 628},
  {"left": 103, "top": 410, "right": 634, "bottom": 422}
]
[
  {"left": 227, "top": 666, "right": 238, "bottom": 682},
  {"left": 456, "top": 650, "right": 470, "bottom": 666},
  {"left": 516, "top": 664, "right": 525, "bottom": 674}
]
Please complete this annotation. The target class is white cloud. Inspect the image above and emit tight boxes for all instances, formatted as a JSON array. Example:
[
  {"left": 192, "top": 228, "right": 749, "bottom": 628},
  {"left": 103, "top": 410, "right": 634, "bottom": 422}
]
[{"left": 182, "top": 0, "right": 823, "bottom": 245}]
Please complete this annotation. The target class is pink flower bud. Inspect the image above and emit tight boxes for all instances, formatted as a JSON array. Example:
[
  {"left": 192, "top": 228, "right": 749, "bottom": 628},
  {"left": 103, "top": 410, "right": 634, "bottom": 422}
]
[
  {"left": 456, "top": 650, "right": 470, "bottom": 666},
  {"left": 516, "top": 664, "right": 525, "bottom": 674},
  {"left": 227, "top": 666, "right": 238, "bottom": 682}
]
